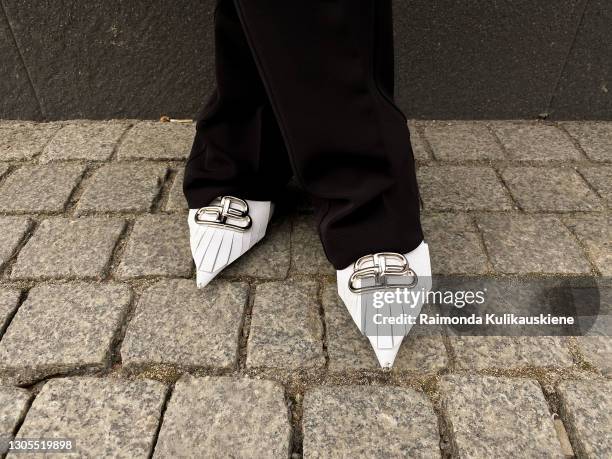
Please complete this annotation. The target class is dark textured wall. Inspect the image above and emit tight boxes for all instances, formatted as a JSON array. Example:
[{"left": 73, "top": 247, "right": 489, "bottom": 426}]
[{"left": 1, "top": 0, "right": 610, "bottom": 120}]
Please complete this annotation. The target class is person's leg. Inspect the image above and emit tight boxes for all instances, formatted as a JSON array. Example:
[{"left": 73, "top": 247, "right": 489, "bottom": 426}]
[
  {"left": 233, "top": 0, "right": 429, "bottom": 367},
  {"left": 184, "top": 0, "right": 291, "bottom": 287},
  {"left": 232, "top": 0, "right": 424, "bottom": 270},
  {"left": 183, "top": 0, "right": 292, "bottom": 208}
]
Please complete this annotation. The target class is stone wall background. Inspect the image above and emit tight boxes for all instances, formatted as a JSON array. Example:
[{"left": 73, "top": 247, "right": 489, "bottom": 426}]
[{"left": 1, "top": 0, "right": 610, "bottom": 120}]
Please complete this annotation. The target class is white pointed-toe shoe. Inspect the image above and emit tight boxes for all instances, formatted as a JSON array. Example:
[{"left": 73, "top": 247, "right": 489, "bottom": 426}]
[
  {"left": 336, "top": 241, "right": 432, "bottom": 368},
  {"left": 188, "top": 196, "right": 273, "bottom": 288}
]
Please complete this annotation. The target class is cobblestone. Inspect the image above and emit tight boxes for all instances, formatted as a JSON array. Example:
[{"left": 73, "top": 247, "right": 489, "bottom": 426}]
[
  {"left": 0, "top": 119, "right": 609, "bottom": 455},
  {"left": 417, "top": 165, "right": 513, "bottom": 211},
  {"left": 303, "top": 385, "right": 440, "bottom": 458},
  {"left": 563, "top": 214, "right": 611, "bottom": 276},
  {"left": 291, "top": 214, "right": 335, "bottom": 275},
  {"left": 0, "top": 386, "right": 31, "bottom": 455},
  {"left": 40, "top": 121, "right": 129, "bottom": 162},
  {"left": 76, "top": 162, "right": 167, "bottom": 214},
  {"left": 0, "top": 283, "right": 131, "bottom": 384},
  {"left": 165, "top": 168, "right": 188, "bottom": 211},
  {"left": 423, "top": 121, "right": 505, "bottom": 161},
  {"left": 557, "top": 379, "right": 612, "bottom": 458},
  {"left": 117, "top": 121, "right": 195, "bottom": 160},
  {"left": 440, "top": 375, "right": 563, "bottom": 457},
  {"left": 0, "top": 288, "right": 20, "bottom": 333},
  {"left": 154, "top": 376, "right": 290, "bottom": 458},
  {"left": 11, "top": 218, "right": 125, "bottom": 279},
  {"left": 116, "top": 214, "right": 191, "bottom": 278},
  {"left": 421, "top": 213, "right": 488, "bottom": 274},
  {"left": 0, "top": 217, "right": 30, "bottom": 269},
  {"left": 122, "top": 279, "right": 248, "bottom": 370},
  {"left": 491, "top": 121, "right": 583, "bottom": 161},
  {"left": 562, "top": 121, "right": 612, "bottom": 162},
  {"left": 580, "top": 166, "right": 612, "bottom": 206},
  {"left": 407, "top": 121, "right": 433, "bottom": 161},
  {"left": 502, "top": 167, "right": 603, "bottom": 212},
  {"left": 0, "top": 122, "right": 60, "bottom": 160},
  {"left": 247, "top": 280, "right": 325, "bottom": 369},
  {"left": 476, "top": 214, "right": 591, "bottom": 274},
  {"left": 12, "top": 377, "right": 166, "bottom": 459},
  {"left": 223, "top": 218, "right": 291, "bottom": 279},
  {"left": 322, "top": 284, "right": 447, "bottom": 372},
  {"left": 0, "top": 163, "right": 85, "bottom": 213},
  {"left": 577, "top": 336, "right": 612, "bottom": 376},
  {"left": 449, "top": 337, "right": 573, "bottom": 370}
]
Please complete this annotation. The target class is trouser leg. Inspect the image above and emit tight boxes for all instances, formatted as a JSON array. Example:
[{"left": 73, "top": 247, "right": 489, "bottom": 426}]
[
  {"left": 233, "top": 0, "right": 423, "bottom": 269},
  {"left": 183, "top": 0, "right": 292, "bottom": 208}
]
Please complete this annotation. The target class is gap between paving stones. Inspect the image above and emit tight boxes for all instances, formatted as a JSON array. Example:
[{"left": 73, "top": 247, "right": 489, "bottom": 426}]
[
  {"left": 147, "top": 381, "right": 175, "bottom": 459},
  {"left": 556, "top": 123, "right": 596, "bottom": 162}
]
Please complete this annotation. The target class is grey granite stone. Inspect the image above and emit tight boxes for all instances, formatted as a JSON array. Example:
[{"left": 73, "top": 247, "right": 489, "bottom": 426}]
[
  {"left": 223, "top": 218, "right": 291, "bottom": 279},
  {"left": 440, "top": 375, "right": 563, "bottom": 458},
  {"left": 76, "top": 162, "right": 167, "bottom": 214},
  {"left": 557, "top": 379, "right": 612, "bottom": 458},
  {"left": 577, "top": 337, "right": 612, "bottom": 376},
  {"left": 12, "top": 377, "right": 166, "bottom": 459},
  {"left": 0, "top": 217, "right": 31, "bottom": 269},
  {"left": 417, "top": 166, "right": 513, "bottom": 211},
  {"left": 580, "top": 166, "right": 612, "bottom": 206},
  {"left": 322, "top": 284, "right": 447, "bottom": 372},
  {"left": 117, "top": 121, "right": 195, "bottom": 160},
  {"left": 491, "top": 121, "right": 583, "bottom": 161},
  {"left": 0, "top": 386, "right": 31, "bottom": 455},
  {"left": 408, "top": 121, "right": 433, "bottom": 162},
  {"left": 421, "top": 213, "right": 488, "bottom": 274},
  {"left": 303, "top": 385, "right": 440, "bottom": 458},
  {"left": 563, "top": 214, "right": 612, "bottom": 276},
  {"left": 0, "top": 122, "right": 60, "bottom": 160},
  {"left": 291, "top": 214, "right": 335, "bottom": 275},
  {"left": 502, "top": 167, "right": 603, "bottom": 212},
  {"left": 154, "top": 376, "right": 290, "bottom": 458},
  {"left": 11, "top": 217, "right": 125, "bottom": 280},
  {"left": 40, "top": 121, "right": 129, "bottom": 162},
  {"left": 562, "top": 121, "right": 612, "bottom": 162},
  {"left": 449, "top": 337, "right": 573, "bottom": 370},
  {"left": 0, "top": 163, "right": 85, "bottom": 213},
  {"left": 423, "top": 121, "right": 505, "bottom": 161},
  {"left": 476, "top": 214, "right": 591, "bottom": 274},
  {"left": 247, "top": 280, "right": 325, "bottom": 369},
  {"left": 0, "top": 283, "right": 131, "bottom": 384},
  {"left": 165, "top": 168, "right": 188, "bottom": 211},
  {"left": 122, "top": 279, "right": 248, "bottom": 370},
  {"left": 116, "top": 214, "right": 192, "bottom": 278},
  {"left": 0, "top": 289, "right": 21, "bottom": 334}
]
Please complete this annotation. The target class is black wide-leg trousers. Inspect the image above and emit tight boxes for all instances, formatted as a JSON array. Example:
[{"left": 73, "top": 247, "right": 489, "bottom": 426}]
[{"left": 184, "top": 0, "right": 423, "bottom": 269}]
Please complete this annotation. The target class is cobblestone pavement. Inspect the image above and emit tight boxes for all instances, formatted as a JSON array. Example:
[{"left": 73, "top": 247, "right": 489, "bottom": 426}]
[{"left": 0, "top": 119, "right": 610, "bottom": 458}]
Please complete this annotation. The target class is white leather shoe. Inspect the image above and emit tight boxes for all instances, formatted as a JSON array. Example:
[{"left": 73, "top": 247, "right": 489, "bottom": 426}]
[
  {"left": 336, "top": 241, "right": 432, "bottom": 368},
  {"left": 188, "top": 196, "right": 273, "bottom": 288}
]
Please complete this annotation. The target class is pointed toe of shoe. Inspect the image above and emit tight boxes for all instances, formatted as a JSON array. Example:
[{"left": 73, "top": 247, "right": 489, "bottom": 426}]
[
  {"left": 368, "top": 337, "right": 402, "bottom": 369},
  {"left": 196, "top": 270, "right": 220, "bottom": 289}
]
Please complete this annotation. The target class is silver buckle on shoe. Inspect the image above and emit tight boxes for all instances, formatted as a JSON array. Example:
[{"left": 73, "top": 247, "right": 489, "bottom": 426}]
[
  {"left": 194, "top": 196, "right": 252, "bottom": 232},
  {"left": 348, "top": 252, "right": 417, "bottom": 293}
]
